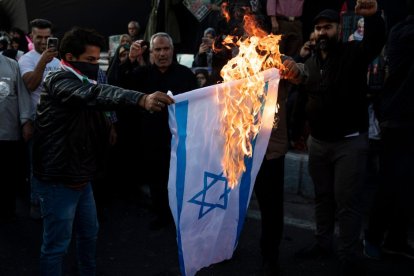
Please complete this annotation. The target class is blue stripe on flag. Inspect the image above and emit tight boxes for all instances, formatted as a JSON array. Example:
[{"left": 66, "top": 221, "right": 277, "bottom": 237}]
[
  {"left": 235, "top": 139, "right": 257, "bottom": 245},
  {"left": 175, "top": 100, "right": 189, "bottom": 275}
]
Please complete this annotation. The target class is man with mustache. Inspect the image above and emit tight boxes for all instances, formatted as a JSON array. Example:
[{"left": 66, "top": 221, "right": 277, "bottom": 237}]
[
  {"left": 295, "top": 1, "right": 386, "bottom": 275},
  {"left": 119, "top": 33, "right": 197, "bottom": 230}
]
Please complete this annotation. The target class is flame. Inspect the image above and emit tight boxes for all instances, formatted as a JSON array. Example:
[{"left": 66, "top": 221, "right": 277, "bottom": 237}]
[
  {"left": 221, "top": 2, "right": 230, "bottom": 22},
  {"left": 220, "top": 13, "right": 285, "bottom": 188}
]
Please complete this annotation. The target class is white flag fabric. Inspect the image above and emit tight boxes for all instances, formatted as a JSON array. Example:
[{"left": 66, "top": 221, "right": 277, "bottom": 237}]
[{"left": 168, "top": 68, "right": 280, "bottom": 276}]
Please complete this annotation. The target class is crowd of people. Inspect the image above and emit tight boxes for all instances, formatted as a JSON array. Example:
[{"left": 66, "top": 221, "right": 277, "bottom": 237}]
[{"left": 1, "top": 0, "right": 413, "bottom": 276}]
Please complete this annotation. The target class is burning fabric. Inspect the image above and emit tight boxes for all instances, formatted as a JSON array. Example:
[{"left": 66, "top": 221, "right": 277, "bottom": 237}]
[
  {"left": 168, "top": 68, "right": 280, "bottom": 276},
  {"left": 220, "top": 13, "right": 284, "bottom": 187}
]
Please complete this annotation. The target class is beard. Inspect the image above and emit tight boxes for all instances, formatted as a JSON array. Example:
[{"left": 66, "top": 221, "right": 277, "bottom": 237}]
[{"left": 316, "top": 35, "right": 339, "bottom": 52}]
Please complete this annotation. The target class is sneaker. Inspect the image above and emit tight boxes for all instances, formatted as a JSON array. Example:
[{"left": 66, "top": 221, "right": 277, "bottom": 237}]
[
  {"left": 295, "top": 242, "right": 333, "bottom": 259},
  {"left": 363, "top": 239, "right": 381, "bottom": 260},
  {"left": 30, "top": 203, "right": 41, "bottom": 220},
  {"left": 382, "top": 243, "right": 414, "bottom": 259}
]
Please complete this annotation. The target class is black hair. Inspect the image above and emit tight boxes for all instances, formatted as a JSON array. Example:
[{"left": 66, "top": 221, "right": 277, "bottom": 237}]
[
  {"left": 9, "top": 27, "right": 29, "bottom": 52},
  {"left": 30, "top": 19, "right": 53, "bottom": 31},
  {"left": 59, "top": 27, "right": 105, "bottom": 61}
]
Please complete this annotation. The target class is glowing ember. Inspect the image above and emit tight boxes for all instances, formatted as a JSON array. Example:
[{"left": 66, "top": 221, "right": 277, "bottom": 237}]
[{"left": 220, "top": 13, "right": 285, "bottom": 188}]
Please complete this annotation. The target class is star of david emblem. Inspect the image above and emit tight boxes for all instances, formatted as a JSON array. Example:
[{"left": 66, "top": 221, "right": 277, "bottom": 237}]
[{"left": 188, "top": 171, "right": 232, "bottom": 219}]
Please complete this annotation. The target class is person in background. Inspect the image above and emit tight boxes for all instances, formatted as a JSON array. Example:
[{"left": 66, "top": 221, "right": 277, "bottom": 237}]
[
  {"left": 192, "top": 27, "right": 216, "bottom": 69},
  {"left": 107, "top": 44, "right": 131, "bottom": 86},
  {"left": 287, "top": 32, "right": 317, "bottom": 152},
  {"left": 32, "top": 26, "right": 173, "bottom": 275},
  {"left": 194, "top": 68, "right": 212, "bottom": 88},
  {"left": 120, "top": 33, "right": 132, "bottom": 46},
  {"left": 349, "top": 17, "right": 364, "bottom": 41},
  {"left": 18, "top": 18, "right": 60, "bottom": 220},
  {"left": 9, "top": 37, "right": 25, "bottom": 60},
  {"left": 128, "top": 20, "right": 143, "bottom": 41},
  {"left": 9, "top": 26, "right": 29, "bottom": 53},
  {"left": 0, "top": 54, "right": 33, "bottom": 223},
  {"left": 254, "top": 58, "right": 305, "bottom": 276},
  {"left": 363, "top": 0, "right": 414, "bottom": 261},
  {"left": 266, "top": 0, "right": 304, "bottom": 56}
]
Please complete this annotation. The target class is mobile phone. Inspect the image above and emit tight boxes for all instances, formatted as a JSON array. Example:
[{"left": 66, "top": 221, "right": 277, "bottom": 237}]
[
  {"left": 202, "top": 37, "right": 212, "bottom": 46},
  {"left": 47, "top": 37, "right": 58, "bottom": 49}
]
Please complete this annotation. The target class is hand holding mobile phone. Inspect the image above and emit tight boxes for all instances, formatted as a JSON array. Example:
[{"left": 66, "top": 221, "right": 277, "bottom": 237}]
[
  {"left": 202, "top": 37, "right": 212, "bottom": 47},
  {"left": 47, "top": 37, "right": 58, "bottom": 50}
]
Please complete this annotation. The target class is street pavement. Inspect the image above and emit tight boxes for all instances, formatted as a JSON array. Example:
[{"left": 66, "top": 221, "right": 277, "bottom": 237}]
[{"left": 1, "top": 186, "right": 413, "bottom": 276}]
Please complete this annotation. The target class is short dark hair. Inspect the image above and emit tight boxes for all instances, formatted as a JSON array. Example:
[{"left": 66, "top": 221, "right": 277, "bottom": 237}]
[
  {"left": 59, "top": 27, "right": 105, "bottom": 61},
  {"left": 30, "top": 19, "right": 53, "bottom": 30}
]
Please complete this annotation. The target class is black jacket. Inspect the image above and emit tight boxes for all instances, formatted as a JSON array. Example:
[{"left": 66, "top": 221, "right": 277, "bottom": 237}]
[
  {"left": 378, "top": 15, "right": 414, "bottom": 127},
  {"left": 33, "top": 69, "right": 144, "bottom": 184},
  {"left": 303, "top": 14, "right": 386, "bottom": 141},
  {"left": 119, "top": 62, "right": 198, "bottom": 157}
]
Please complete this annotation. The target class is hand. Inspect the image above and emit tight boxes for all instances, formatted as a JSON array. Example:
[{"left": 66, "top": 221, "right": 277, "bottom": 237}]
[
  {"left": 280, "top": 58, "right": 300, "bottom": 80},
  {"left": 22, "top": 121, "right": 33, "bottom": 142},
  {"left": 129, "top": 40, "right": 147, "bottom": 62},
  {"left": 299, "top": 41, "right": 312, "bottom": 58},
  {"left": 40, "top": 48, "right": 58, "bottom": 65},
  {"left": 355, "top": 0, "right": 377, "bottom": 17},
  {"left": 140, "top": 91, "right": 175, "bottom": 112},
  {"left": 198, "top": 43, "right": 210, "bottom": 54}
]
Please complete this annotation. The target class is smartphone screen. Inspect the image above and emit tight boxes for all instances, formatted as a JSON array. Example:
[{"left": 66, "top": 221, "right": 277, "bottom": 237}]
[{"left": 47, "top": 37, "right": 58, "bottom": 49}]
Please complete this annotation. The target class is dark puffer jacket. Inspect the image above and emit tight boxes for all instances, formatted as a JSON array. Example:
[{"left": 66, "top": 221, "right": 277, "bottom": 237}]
[{"left": 33, "top": 69, "right": 144, "bottom": 184}]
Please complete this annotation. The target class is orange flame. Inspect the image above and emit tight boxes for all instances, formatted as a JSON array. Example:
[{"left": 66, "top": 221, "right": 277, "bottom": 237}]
[
  {"left": 221, "top": 2, "right": 230, "bottom": 22},
  {"left": 220, "top": 13, "right": 284, "bottom": 188}
]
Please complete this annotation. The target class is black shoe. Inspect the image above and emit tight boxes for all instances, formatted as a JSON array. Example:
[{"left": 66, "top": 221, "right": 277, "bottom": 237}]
[
  {"left": 382, "top": 243, "right": 414, "bottom": 259},
  {"left": 295, "top": 243, "right": 333, "bottom": 259}
]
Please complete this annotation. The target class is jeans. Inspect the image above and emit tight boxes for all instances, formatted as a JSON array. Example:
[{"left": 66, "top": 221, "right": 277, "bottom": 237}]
[{"left": 36, "top": 178, "right": 99, "bottom": 276}]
